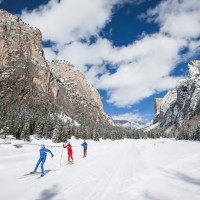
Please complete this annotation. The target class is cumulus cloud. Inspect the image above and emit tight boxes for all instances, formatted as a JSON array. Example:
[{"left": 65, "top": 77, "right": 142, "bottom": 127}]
[
  {"left": 20, "top": 0, "right": 200, "bottom": 108},
  {"left": 112, "top": 112, "right": 143, "bottom": 122},
  {"left": 21, "top": 0, "right": 130, "bottom": 45},
  {"left": 146, "top": 0, "right": 200, "bottom": 39},
  {"left": 50, "top": 33, "right": 186, "bottom": 107},
  {"left": 112, "top": 111, "right": 153, "bottom": 123},
  {"left": 94, "top": 34, "right": 186, "bottom": 106}
]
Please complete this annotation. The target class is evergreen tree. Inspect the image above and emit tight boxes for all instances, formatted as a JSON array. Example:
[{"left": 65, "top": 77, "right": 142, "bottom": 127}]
[{"left": 21, "top": 122, "right": 30, "bottom": 141}]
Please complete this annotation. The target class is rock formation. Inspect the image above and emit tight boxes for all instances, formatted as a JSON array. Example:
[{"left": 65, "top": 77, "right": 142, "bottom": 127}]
[
  {"left": 153, "top": 60, "right": 200, "bottom": 127},
  {"left": 0, "top": 10, "right": 109, "bottom": 124}
]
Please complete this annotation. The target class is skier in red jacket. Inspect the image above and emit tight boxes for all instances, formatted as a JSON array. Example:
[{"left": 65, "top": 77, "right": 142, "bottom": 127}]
[{"left": 63, "top": 142, "right": 73, "bottom": 164}]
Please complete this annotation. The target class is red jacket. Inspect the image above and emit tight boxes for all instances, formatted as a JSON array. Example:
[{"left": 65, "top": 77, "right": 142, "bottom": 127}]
[{"left": 63, "top": 144, "right": 73, "bottom": 153}]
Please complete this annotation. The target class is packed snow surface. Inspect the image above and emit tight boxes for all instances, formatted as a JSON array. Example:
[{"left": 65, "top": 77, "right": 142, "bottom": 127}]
[{"left": 0, "top": 137, "right": 200, "bottom": 200}]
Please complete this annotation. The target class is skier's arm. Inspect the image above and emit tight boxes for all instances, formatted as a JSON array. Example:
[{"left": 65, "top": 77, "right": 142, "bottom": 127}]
[{"left": 46, "top": 149, "right": 54, "bottom": 157}]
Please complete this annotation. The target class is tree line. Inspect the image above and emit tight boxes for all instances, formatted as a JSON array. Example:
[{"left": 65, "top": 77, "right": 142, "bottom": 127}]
[
  {"left": 0, "top": 102, "right": 144, "bottom": 142},
  {"left": 0, "top": 101, "right": 199, "bottom": 142}
]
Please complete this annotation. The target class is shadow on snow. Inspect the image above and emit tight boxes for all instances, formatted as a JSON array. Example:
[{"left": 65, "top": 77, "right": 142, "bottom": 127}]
[
  {"left": 36, "top": 185, "right": 59, "bottom": 200},
  {"left": 163, "top": 169, "right": 200, "bottom": 186}
]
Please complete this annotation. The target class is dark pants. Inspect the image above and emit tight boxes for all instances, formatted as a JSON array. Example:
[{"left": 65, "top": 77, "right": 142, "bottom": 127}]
[{"left": 83, "top": 149, "right": 87, "bottom": 157}]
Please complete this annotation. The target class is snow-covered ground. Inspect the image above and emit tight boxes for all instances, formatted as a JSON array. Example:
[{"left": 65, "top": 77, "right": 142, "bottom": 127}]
[{"left": 0, "top": 137, "right": 200, "bottom": 200}]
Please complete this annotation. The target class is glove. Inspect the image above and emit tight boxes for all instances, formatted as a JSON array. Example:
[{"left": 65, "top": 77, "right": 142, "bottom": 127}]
[
  {"left": 51, "top": 154, "right": 54, "bottom": 158},
  {"left": 63, "top": 144, "right": 65, "bottom": 148}
]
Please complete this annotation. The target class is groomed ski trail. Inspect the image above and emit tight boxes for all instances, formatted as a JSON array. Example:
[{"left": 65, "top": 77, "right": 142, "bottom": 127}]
[{"left": 1, "top": 139, "right": 200, "bottom": 200}]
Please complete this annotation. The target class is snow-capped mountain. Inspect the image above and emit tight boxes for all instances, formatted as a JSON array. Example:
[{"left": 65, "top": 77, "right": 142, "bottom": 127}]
[
  {"left": 153, "top": 60, "right": 200, "bottom": 127},
  {"left": 114, "top": 119, "right": 147, "bottom": 129}
]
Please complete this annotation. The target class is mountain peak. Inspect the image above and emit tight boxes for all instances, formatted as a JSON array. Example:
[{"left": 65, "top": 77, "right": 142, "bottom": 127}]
[{"left": 153, "top": 60, "right": 200, "bottom": 127}]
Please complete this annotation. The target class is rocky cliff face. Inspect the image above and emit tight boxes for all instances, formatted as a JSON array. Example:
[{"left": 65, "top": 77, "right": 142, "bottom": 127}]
[
  {"left": 0, "top": 10, "right": 46, "bottom": 68},
  {"left": 48, "top": 60, "right": 107, "bottom": 122},
  {"left": 153, "top": 60, "right": 200, "bottom": 127},
  {"left": 0, "top": 10, "right": 108, "bottom": 124}
]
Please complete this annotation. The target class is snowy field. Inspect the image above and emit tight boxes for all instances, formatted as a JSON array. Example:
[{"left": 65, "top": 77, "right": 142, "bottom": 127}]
[{"left": 0, "top": 137, "right": 200, "bottom": 200}]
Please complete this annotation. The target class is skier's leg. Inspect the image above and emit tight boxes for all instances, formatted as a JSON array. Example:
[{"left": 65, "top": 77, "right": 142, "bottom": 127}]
[
  {"left": 40, "top": 158, "right": 46, "bottom": 175},
  {"left": 34, "top": 159, "right": 41, "bottom": 173},
  {"left": 71, "top": 152, "right": 73, "bottom": 163},
  {"left": 83, "top": 149, "right": 85, "bottom": 157},
  {"left": 67, "top": 152, "right": 70, "bottom": 164}
]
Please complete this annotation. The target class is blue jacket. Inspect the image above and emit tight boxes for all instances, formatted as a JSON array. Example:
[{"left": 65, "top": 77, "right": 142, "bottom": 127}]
[
  {"left": 81, "top": 142, "right": 88, "bottom": 150},
  {"left": 40, "top": 147, "right": 53, "bottom": 160}
]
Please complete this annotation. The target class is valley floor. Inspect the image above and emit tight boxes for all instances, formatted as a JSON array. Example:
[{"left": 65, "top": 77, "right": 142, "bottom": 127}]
[{"left": 0, "top": 137, "right": 200, "bottom": 200}]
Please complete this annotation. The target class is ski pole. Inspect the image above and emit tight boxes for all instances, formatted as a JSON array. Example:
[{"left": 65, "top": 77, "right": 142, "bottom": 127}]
[{"left": 60, "top": 145, "right": 64, "bottom": 167}]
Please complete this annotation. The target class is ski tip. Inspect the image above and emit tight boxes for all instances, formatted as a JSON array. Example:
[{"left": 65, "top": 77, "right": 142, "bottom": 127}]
[
  {"left": 23, "top": 172, "right": 40, "bottom": 176},
  {"left": 66, "top": 162, "right": 74, "bottom": 165},
  {"left": 36, "top": 174, "right": 45, "bottom": 179},
  {"left": 23, "top": 172, "right": 32, "bottom": 176}
]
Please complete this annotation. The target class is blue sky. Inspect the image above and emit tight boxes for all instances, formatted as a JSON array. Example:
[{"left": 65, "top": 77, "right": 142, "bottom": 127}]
[{"left": 1, "top": 0, "right": 200, "bottom": 123}]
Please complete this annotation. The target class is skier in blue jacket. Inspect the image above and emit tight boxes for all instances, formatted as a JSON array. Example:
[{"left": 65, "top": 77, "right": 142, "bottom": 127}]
[
  {"left": 81, "top": 140, "right": 88, "bottom": 157},
  {"left": 31, "top": 144, "right": 54, "bottom": 176}
]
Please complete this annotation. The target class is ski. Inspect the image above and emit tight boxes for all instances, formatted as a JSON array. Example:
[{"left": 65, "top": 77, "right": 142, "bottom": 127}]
[
  {"left": 19, "top": 172, "right": 40, "bottom": 179},
  {"left": 36, "top": 174, "right": 45, "bottom": 179},
  {"left": 23, "top": 172, "right": 40, "bottom": 176},
  {"left": 23, "top": 173, "right": 32, "bottom": 176},
  {"left": 66, "top": 161, "right": 74, "bottom": 165},
  {"left": 66, "top": 162, "right": 74, "bottom": 166}
]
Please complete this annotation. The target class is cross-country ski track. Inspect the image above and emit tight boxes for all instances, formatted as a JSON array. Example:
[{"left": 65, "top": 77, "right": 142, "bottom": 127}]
[{"left": 0, "top": 138, "right": 200, "bottom": 200}]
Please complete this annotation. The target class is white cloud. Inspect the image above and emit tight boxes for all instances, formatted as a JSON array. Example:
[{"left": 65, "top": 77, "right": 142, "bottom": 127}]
[
  {"left": 20, "top": 0, "right": 200, "bottom": 108},
  {"left": 146, "top": 0, "right": 200, "bottom": 39},
  {"left": 50, "top": 33, "right": 186, "bottom": 107},
  {"left": 21, "top": 0, "right": 130, "bottom": 45},
  {"left": 112, "top": 112, "right": 143, "bottom": 122}
]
